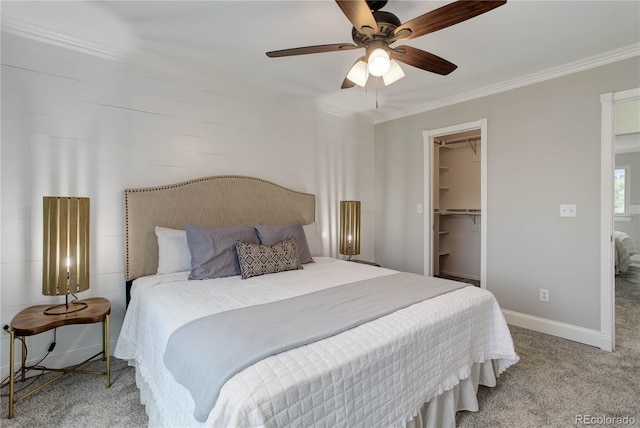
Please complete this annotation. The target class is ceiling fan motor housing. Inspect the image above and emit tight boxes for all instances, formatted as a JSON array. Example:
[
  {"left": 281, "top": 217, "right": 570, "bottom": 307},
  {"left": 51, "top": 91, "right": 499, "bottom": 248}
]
[
  {"left": 351, "top": 10, "right": 401, "bottom": 46},
  {"left": 366, "top": 0, "right": 388, "bottom": 11}
]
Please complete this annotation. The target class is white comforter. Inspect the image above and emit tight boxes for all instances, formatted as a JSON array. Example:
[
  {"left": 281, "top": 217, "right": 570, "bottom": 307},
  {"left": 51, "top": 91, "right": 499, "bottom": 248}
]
[{"left": 115, "top": 258, "right": 518, "bottom": 428}]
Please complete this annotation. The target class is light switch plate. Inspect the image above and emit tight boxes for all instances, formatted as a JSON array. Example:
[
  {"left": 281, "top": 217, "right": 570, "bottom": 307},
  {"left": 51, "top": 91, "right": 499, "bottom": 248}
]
[{"left": 560, "top": 204, "right": 576, "bottom": 217}]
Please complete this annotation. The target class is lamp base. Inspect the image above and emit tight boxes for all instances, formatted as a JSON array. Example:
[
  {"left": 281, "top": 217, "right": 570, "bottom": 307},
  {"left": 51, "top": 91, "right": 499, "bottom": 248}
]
[{"left": 43, "top": 300, "right": 88, "bottom": 316}]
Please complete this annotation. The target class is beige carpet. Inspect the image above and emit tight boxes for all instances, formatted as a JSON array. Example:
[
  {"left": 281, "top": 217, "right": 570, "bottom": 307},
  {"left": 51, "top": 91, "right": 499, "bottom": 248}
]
[
  {"left": 2, "top": 270, "right": 638, "bottom": 427},
  {"left": 457, "top": 265, "right": 640, "bottom": 427}
]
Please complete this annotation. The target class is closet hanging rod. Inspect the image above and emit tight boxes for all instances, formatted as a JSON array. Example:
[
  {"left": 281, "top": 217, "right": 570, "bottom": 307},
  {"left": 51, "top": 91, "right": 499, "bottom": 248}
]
[
  {"left": 434, "top": 136, "right": 480, "bottom": 145},
  {"left": 434, "top": 136, "right": 480, "bottom": 154},
  {"left": 434, "top": 208, "right": 481, "bottom": 224}
]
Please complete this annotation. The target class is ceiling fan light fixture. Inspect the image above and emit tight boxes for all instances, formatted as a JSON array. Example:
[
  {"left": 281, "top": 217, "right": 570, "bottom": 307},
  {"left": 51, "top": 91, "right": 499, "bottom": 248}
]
[
  {"left": 267, "top": 1, "right": 508, "bottom": 90},
  {"left": 367, "top": 48, "right": 390, "bottom": 77},
  {"left": 382, "top": 59, "right": 404, "bottom": 86},
  {"left": 346, "top": 59, "right": 369, "bottom": 87}
]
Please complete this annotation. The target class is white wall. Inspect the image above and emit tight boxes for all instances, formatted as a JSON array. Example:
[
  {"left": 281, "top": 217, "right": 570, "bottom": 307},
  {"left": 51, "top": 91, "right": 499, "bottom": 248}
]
[
  {"left": 0, "top": 33, "right": 375, "bottom": 376},
  {"left": 374, "top": 57, "right": 640, "bottom": 335}
]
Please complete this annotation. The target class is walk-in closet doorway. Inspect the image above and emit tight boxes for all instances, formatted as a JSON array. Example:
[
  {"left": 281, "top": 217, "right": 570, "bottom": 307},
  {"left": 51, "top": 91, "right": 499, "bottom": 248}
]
[{"left": 423, "top": 119, "right": 487, "bottom": 288}]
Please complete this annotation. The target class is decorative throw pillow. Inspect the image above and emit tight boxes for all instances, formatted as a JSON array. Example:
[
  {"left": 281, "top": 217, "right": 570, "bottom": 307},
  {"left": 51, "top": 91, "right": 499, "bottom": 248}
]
[
  {"left": 236, "top": 237, "right": 303, "bottom": 279},
  {"left": 255, "top": 221, "right": 313, "bottom": 264},
  {"left": 185, "top": 224, "right": 260, "bottom": 280},
  {"left": 155, "top": 226, "right": 191, "bottom": 274}
]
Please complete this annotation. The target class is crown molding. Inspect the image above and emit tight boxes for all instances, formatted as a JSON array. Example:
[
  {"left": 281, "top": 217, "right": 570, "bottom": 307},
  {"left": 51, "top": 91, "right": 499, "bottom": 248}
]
[
  {"left": 3, "top": 15, "right": 637, "bottom": 125},
  {"left": 375, "top": 43, "right": 640, "bottom": 125},
  {"left": 1, "top": 16, "right": 132, "bottom": 62},
  {"left": 1, "top": 15, "right": 363, "bottom": 121}
]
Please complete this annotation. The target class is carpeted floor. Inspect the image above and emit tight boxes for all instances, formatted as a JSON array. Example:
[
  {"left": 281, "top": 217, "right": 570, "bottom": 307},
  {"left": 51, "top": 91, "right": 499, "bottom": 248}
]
[
  {"left": 0, "top": 357, "right": 147, "bottom": 428},
  {"left": 457, "top": 264, "right": 640, "bottom": 427},
  {"left": 1, "top": 268, "right": 638, "bottom": 427}
]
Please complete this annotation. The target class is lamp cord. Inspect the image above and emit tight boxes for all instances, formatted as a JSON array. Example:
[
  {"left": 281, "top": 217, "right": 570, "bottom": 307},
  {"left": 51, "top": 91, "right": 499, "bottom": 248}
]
[{"left": 0, "top": 328, "right": 57, "bottom": 395}]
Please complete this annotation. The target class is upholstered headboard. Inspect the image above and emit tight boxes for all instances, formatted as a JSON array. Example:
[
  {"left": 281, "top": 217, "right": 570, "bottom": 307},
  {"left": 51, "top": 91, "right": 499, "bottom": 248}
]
[{"left": 124, "top": 175, "right": 316, "bottom": 282}]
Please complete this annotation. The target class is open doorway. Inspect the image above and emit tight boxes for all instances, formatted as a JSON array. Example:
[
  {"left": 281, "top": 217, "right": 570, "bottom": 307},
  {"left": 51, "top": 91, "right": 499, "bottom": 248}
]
[
  {"left": 600, "top": 88, "right": 640, "bottom": 351},
  {"left": 423, "top": 119, "right": 487, "bottom": 288},
  {"left": 614, "top": 99, "right": 640, "bottom": 352}
]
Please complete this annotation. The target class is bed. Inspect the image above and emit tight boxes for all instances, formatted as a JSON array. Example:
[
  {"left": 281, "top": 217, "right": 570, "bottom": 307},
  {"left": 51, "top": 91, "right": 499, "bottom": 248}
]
[
  {"left": 615, "top": 231, "right": 639, "bottom": 274},
  {"left": 114, "top": 175, "right": 518, "bottom": 428}
]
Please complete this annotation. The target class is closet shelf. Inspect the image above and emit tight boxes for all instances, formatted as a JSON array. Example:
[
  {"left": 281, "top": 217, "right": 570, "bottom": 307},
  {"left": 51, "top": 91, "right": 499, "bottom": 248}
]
[
  {"left": 434, "top": 208, "right": 481, "bottom": 225},
  {"left": 434, "top": 209, "right": 481, "bottom": 215},
  {"left": 435, "top": 137, "right": 480, "bottom": 155}
]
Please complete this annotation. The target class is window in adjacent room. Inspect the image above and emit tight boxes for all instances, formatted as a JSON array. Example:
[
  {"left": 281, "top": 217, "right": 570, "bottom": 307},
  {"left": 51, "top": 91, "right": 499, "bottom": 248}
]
[{"left": 614, "top": 166, "right": 630, "bottom": 215}]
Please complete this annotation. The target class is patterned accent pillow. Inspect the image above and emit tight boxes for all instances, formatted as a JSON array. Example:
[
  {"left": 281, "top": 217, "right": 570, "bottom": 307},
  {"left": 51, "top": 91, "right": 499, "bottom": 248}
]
[{"left": 236, "top": 237, "right": 303, "bottom": 279}]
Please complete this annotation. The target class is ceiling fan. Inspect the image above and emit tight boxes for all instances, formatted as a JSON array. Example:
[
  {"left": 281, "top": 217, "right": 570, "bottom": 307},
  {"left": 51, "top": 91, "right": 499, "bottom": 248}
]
[{"left": 266, "top": 0, "right": 506, "bottom": 89}]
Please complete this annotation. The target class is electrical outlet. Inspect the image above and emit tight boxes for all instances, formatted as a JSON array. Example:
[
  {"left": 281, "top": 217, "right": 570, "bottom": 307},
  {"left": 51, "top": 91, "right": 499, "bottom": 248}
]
[
  {"left": 560, "top": 204, "right": 576, "bottom": 217},
  {"left": 539, "top": 289, "right": 550, "bottom": 302}
]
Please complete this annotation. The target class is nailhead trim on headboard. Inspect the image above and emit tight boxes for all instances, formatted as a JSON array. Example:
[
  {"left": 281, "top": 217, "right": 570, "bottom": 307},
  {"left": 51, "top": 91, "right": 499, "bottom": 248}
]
[{"left": 124, "top": 175, "right": 316, "bottom": 281}]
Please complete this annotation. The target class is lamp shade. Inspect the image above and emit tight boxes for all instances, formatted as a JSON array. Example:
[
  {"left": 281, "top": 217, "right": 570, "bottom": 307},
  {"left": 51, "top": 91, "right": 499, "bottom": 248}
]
[
  {"left": 43, "top": 197, "right": 90, "bottom": 296},
  {"left": 339, "top": 201, "right": 361, "bottom": 258}
]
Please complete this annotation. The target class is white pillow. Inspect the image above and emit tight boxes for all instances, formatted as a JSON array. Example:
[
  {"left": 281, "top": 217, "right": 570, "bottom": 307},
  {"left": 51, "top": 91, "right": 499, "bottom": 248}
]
[
  {"left": 155, "top": 226, "right": 191, "bottom": 274},
  {"left": 303, "top": 222, "right": 324, "bottom": 257}
]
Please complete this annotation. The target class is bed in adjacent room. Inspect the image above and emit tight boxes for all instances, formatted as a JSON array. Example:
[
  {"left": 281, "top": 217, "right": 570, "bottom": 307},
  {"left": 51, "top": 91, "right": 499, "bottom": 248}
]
[
  {"left": 114, "top": 175, "right": 518, "bottom": 428},
  {"left": 615, "top": 231, "right": 639, "bottom": 274}
]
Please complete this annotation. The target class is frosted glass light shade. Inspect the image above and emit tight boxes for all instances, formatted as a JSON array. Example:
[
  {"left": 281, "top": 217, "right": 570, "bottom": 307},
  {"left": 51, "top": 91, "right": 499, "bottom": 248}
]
[
  {"left": 346, "top": 60, "right": 369, "bottom": 87},
  {"left": 368, "top": 48, "right": 390, "bottom": 77},
  {"left": 382, "top": 60, "right": 405, "bottom": 86}
]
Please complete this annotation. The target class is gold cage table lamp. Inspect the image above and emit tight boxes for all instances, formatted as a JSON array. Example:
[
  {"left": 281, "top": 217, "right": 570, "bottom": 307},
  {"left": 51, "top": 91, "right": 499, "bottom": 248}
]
[
  {"left": 339, "top": 200, "right": 361, "bottom": 261},
  {"left": 42, "top": 196, "right": 90, "bottom": 315}
]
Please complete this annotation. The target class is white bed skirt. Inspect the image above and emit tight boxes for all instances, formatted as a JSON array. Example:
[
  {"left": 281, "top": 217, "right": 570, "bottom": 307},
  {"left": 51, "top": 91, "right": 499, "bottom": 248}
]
[
  {"left": 133, "top": 358, "right": 499, "bottom": 428},
  {"left": 408, "top": 359, "right": 499, "bottom": 428}
]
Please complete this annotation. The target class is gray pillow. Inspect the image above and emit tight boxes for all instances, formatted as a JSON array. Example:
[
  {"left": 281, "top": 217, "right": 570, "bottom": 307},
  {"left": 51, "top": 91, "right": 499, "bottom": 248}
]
[
  {"left": 236, "top": 238, "right": 303, "bottom": 279},
  {"left": 185, "top": 224, "right": 259, "bottom": 280},
  {"left": 255, "top": 221, "right": 313, "bottom": 264}
]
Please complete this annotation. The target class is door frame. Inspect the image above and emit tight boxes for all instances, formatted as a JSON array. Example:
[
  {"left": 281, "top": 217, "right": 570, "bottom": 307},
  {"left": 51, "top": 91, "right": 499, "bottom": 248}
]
[
  {"left": 600, "top": 87, "right": 640, "bottom": 352},
  {"left": 423, "top": 119, "right": 487, "bottom": 287}
]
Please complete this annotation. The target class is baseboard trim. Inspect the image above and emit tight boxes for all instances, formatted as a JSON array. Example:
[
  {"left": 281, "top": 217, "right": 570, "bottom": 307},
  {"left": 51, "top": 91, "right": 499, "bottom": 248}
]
[{"left": 502, "top": 309, "right": 612, "bottom": 351}]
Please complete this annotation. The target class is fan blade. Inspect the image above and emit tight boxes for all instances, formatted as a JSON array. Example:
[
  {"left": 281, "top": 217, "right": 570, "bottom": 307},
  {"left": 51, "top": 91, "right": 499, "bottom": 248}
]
[
  {"left": 266, "top": 43, "right": 359, "bottom": 58},
  {"left": 391, "top": 46, "right": 457, "bottom": 75},
  {"left": 394, "top": 1, "right": 506, "bottom": 40},
  {"left": 335, "top": 0, "right": 379, "bottom": 35}
]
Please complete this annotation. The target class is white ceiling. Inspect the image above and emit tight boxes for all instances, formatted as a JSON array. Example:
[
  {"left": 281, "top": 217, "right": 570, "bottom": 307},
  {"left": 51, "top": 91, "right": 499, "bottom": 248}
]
[{"left": 3, "top": 1, "right": 640, "bottom": 122}]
